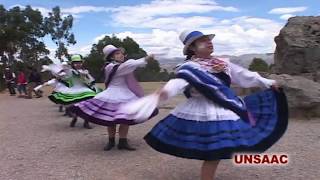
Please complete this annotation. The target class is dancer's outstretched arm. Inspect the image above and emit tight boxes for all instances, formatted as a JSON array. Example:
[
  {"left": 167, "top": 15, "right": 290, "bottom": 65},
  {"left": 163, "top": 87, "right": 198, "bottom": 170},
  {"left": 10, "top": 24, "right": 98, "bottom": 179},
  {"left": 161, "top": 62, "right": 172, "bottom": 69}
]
[
  {"left": 228, "top": 62, "right": 277, "bottom": 89},
  {"left": 109, "top": 55, "right": 154, "bottom": 77},
  {"left": 119, "top": 78, "right": 188, "bottom": 121},
  {"left": 34, "top": 79, "right": 58, "bottom": 91}
]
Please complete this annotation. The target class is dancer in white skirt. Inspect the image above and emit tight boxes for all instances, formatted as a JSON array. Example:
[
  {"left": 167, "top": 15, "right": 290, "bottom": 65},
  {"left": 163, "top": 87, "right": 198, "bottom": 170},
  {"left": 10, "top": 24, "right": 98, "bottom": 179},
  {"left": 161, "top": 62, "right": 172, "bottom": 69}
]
[{"left": 71, "top": 45, "right": 158, "bottom": 150}]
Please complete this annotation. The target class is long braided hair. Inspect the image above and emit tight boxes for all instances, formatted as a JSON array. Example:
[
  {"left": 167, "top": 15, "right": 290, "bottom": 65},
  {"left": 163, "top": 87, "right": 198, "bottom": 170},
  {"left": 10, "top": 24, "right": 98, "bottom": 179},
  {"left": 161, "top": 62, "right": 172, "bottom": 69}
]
[
  {"left": 99, "top": 51, "right": 116, "bottom": 83},
  {"left": 185, "top": 42, "right": 195, "bottom": 61},
  {"left": 183, "top": 43, "right": 196, "bottom": 98}
]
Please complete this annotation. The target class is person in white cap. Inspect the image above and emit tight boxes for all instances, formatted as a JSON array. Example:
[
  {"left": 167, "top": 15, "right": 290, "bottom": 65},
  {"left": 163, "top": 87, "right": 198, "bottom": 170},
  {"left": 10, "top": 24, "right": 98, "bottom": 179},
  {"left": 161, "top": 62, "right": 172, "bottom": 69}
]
[
  {"left": 70, "top": 44, "right": 158, "bottom": 151},
  {"left": 120, "top": 30, "right": 288, "bottom": 180}
]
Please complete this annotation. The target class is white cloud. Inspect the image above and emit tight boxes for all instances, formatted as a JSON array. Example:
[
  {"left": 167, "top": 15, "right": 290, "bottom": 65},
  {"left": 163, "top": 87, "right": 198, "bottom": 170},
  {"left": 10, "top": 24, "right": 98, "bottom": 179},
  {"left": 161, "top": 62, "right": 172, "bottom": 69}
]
[
  {"left": 94, "top": 16, "right": 283, "bottom": 60},
  {"left": 269, "top": 7, "right": 307, "bottom": 14},
  {"left": 8, "top": 4, "right": 78, "bottom": 19},
  {"left": 93, "top": 34, "right": 108, "bottom": 43},
  {"left": 9, "top": 1, "right": 285, "bottom": 61},
  {"left": 114, "top": 29, "right": 181, "bottom": 57},
  {"left": 113, "top": 0, "right": 238, "bottom": 16},
  {"left": 33, "top": 6, "right": 51, "bottom": 16},
  {"left": 93, "top": 29, "right": 181, "bottom": 59},
  {"left": 68, "top": 45, "right": 92, "bottom": 55},
  {"left": 280, "top": 14, "right": 295, "bottom": 20},
  {"left": 9, "top": 4, "right": 25, "bottom": 9},
  {"left": 8, "top": 4, "right": 104, "bottom": 20},
  {"left": 114, "top": 16, "right": 215, "bottom": 30},
  {"left": 47, "top": 44, "right": 93, "bottom": 64},
  {"left": 111, "top": 0, "right": 238, "bottom": 29},
  {"left": 31, "top": 1, "right": 238, "bottom": 61},
  {"left": 62, "top": 6, "right": 112, "bottom": 14},
  {"left": 194, "top": 16, "right": 283, "bottom": 55}
]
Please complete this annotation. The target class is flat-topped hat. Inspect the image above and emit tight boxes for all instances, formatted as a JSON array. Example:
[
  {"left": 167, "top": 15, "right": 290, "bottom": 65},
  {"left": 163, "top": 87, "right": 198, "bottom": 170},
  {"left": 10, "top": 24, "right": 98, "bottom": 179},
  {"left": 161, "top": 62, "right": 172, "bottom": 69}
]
[
  {"left": 103, "top": 45, "right": 120, "bottom": 60},
  {"left": 179, "top": 30, "right": 215, "bottom": 55}
]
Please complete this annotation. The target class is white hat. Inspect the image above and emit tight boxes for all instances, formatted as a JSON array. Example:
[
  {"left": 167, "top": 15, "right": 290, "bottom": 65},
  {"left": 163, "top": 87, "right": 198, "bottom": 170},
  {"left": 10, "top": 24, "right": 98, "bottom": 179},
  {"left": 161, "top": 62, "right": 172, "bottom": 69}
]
[
  {"left": 103, "top": 45, "right": 120, "bottom": 59},
  {"left": 179, "top": 30, "right": 215, "bottom": 55}
]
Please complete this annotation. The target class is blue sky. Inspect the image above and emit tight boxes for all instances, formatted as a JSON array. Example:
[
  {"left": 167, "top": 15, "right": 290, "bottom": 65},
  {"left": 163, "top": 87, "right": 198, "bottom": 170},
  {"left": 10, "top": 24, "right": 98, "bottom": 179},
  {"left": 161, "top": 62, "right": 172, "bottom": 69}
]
[{"left": 1, "top": 0, "right": 319, "bottom": 60}]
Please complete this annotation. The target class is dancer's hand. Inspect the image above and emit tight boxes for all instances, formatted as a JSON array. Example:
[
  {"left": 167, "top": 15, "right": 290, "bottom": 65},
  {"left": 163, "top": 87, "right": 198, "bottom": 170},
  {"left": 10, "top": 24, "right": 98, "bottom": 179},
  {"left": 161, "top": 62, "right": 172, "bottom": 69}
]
[
  {"left": 271, "top": 82, "right": 280, "bottom": 92},
  {"left": 212, "top": 64, "right": 225, "bottom": 72},
  {"left": 145, "top": 54, "right": 154, "bottom": 63},
  {"left": 80, "top": 70, "right": 89, "bottom": 75},
  {"left": 155, "top": 88, "right": 169, "bottom": 101}
]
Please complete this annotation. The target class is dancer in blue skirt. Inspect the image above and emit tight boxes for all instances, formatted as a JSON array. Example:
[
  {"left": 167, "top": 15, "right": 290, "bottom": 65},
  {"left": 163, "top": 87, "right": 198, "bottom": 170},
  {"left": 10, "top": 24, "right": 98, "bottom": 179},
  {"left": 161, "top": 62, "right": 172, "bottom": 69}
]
[{"left": 122, "top": 30, "right": 288, "bottom": 180}]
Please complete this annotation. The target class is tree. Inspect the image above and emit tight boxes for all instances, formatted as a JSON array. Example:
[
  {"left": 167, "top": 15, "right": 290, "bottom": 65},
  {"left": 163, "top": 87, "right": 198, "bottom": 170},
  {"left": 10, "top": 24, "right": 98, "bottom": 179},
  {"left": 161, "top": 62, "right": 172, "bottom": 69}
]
[
  {"left": 0, "top": 6, "right": 24, "bottom": 65},
  {"left": 85, "top": 35, "right": 147, "bottom": 82},
  {"left": 169, "top": 72, "right": 176, "bottom": 79},
  {"left": 0, "top": 5, "right": 76, "bottom": 90},
  {"left": 158, "top": 69, "right": 170, "bottom": 81},
  {"left": 0, "top": 5, "right": 8, "bottom": 60},
  {"left": 0, "top": 5, "right": 49, "bottom": 68},
  {"left": 249, "top": 58, "right": 269, "bottom": 72},
  {"left": 122, "top": 37, "right": 147, "bottom": 59},
  {"left": 146, "top": 58, "right": 161, "bottom": 73},
  {"left": 44, "top": 6, "right": 76, "bottom": 61},
  {"left": 18, "top": 6, "right": 49, "bottom": 67}
]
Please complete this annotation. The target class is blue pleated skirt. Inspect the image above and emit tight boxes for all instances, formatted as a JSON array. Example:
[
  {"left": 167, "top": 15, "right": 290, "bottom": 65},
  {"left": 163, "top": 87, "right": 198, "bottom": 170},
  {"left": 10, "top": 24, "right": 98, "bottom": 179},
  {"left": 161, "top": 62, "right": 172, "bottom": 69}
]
[{"left": 144, "top": 89, "right": 288, "bottom": 160}]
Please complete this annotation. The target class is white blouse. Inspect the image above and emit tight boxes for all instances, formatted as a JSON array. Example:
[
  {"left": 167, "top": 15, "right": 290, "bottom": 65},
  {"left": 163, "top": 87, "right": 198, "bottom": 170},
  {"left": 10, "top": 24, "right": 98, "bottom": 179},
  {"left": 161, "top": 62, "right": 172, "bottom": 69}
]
[
  {"left": 104, "top": 58, "right": 147, "bottom": 78},
  {"left": 163, "top": 61, "right": 275, "bottom": 99},
  {"left": 118, "top": 59, "right": 276, "bottom": 122},
  {"left": 94, "top": 58, "right": 147, "bottom": 102},
  {"left": 159, "top": 60, "right": 276, "bottom": 121}
]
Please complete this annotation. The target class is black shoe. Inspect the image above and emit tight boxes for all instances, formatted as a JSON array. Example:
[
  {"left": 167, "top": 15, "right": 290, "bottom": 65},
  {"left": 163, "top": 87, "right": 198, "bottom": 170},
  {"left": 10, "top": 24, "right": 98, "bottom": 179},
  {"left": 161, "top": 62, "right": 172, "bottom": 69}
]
[
  {"left": 63, "top": 109, "right": 70, "bottom": 116},
  {"left": 104, "top": 138, "right": 115, "bottom": 151},
  {"left": 83, "top": 120, "right": 93, "bottom": 129},
  {"left": 59, "top": 106, "right": 63, "bottom": 112},
  {"left": 70, "top": 117, "right": 77, "bottom": 127},
  {"left": 64, "top": 107, "right": 73, "bottom": 117},
  {"left": 118, "top": 138, "right": 136, "bottom": 151}
]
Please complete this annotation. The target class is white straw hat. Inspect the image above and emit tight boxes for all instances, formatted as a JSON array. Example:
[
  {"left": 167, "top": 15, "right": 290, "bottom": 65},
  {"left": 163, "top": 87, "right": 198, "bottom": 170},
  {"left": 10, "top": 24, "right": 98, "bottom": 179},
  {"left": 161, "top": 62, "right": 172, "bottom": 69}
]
[
  {"left": 179, "top": 30, "right": 215, "bottom": 55},
  {"left": 103, "top": 45, "right": 120, "bottom": 59}
]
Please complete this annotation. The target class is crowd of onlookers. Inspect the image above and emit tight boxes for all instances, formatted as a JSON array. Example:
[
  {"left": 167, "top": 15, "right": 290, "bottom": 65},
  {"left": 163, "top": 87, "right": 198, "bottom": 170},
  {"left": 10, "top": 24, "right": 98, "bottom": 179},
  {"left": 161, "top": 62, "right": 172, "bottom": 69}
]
[{"left": 2, "top": 67, "right": 43, "bottom": 98}]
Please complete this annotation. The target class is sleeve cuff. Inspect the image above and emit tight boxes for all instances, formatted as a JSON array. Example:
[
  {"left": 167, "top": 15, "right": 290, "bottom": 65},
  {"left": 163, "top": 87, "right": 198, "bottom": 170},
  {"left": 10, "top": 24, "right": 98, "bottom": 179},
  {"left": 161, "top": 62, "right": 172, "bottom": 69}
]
[{"left": 260, "top": 78, "right": 276, "bottom": 88}]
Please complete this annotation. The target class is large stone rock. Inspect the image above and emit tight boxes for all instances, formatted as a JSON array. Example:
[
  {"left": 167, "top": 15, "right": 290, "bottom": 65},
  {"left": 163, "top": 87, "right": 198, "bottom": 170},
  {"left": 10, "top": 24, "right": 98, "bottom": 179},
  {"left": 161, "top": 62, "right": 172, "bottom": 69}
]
[
  {"left": 269, "top": 74, "right": 320, "bottom": 118},
  {"left": 274, "top": 16, "right": 320, "bottom": 77}
]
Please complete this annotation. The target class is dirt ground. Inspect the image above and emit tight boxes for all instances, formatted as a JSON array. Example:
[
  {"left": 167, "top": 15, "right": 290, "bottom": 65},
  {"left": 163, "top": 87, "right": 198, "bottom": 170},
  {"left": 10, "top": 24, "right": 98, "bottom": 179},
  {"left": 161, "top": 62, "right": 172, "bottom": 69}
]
[{"left": 0, "top": 82, "right": 319, "bottom": 180}]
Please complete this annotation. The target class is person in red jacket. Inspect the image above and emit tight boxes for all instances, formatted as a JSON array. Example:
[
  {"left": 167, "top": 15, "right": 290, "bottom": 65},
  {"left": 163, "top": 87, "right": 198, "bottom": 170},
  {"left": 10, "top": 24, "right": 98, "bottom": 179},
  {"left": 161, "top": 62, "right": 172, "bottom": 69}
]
[{"left": 17, "top": 69, "right": 28, "bottom": 97}]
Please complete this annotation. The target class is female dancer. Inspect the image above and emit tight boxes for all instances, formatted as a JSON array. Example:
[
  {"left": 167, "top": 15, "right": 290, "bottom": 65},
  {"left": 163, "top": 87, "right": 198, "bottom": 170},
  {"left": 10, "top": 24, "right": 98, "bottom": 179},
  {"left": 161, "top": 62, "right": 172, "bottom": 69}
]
[
  {"left": 121, "top": 30, "right": 288, "bottom": 180},
  {"left": 71, "top": 45, "right": 158, "bottom": 150}
]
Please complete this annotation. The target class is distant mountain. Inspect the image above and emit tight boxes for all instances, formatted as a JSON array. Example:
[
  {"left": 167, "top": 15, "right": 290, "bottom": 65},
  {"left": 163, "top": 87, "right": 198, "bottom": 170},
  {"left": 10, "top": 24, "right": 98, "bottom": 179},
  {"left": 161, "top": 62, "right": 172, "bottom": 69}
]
[
  {"left": 158, "top": 53, "right": 274, "bottom": 71},
  {"left": 222, "top": 53, "right": 274, "bottom": 68},
  {"left": 158, "top": 57, "right": 185, "bottom": 71}
]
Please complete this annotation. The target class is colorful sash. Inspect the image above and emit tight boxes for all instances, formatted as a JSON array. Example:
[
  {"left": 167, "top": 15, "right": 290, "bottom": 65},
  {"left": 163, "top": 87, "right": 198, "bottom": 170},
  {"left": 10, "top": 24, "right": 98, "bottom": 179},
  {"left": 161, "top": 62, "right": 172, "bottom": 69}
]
[{"left": 176, "top": 63, "right": 249, "bottom": 122}]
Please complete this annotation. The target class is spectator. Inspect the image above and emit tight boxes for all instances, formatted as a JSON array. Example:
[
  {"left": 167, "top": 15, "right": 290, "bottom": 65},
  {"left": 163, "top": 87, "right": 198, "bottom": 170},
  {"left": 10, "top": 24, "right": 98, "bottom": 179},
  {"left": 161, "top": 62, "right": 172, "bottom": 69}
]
[
  {"left": 27, "top": 67, "right": 42, "bottom": 99},
  {"left": 17, "top": 69, "right": 28, "bottom": 97},
  {"left": 3, "top": 67, "right": 16, "bottom": 96}
]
